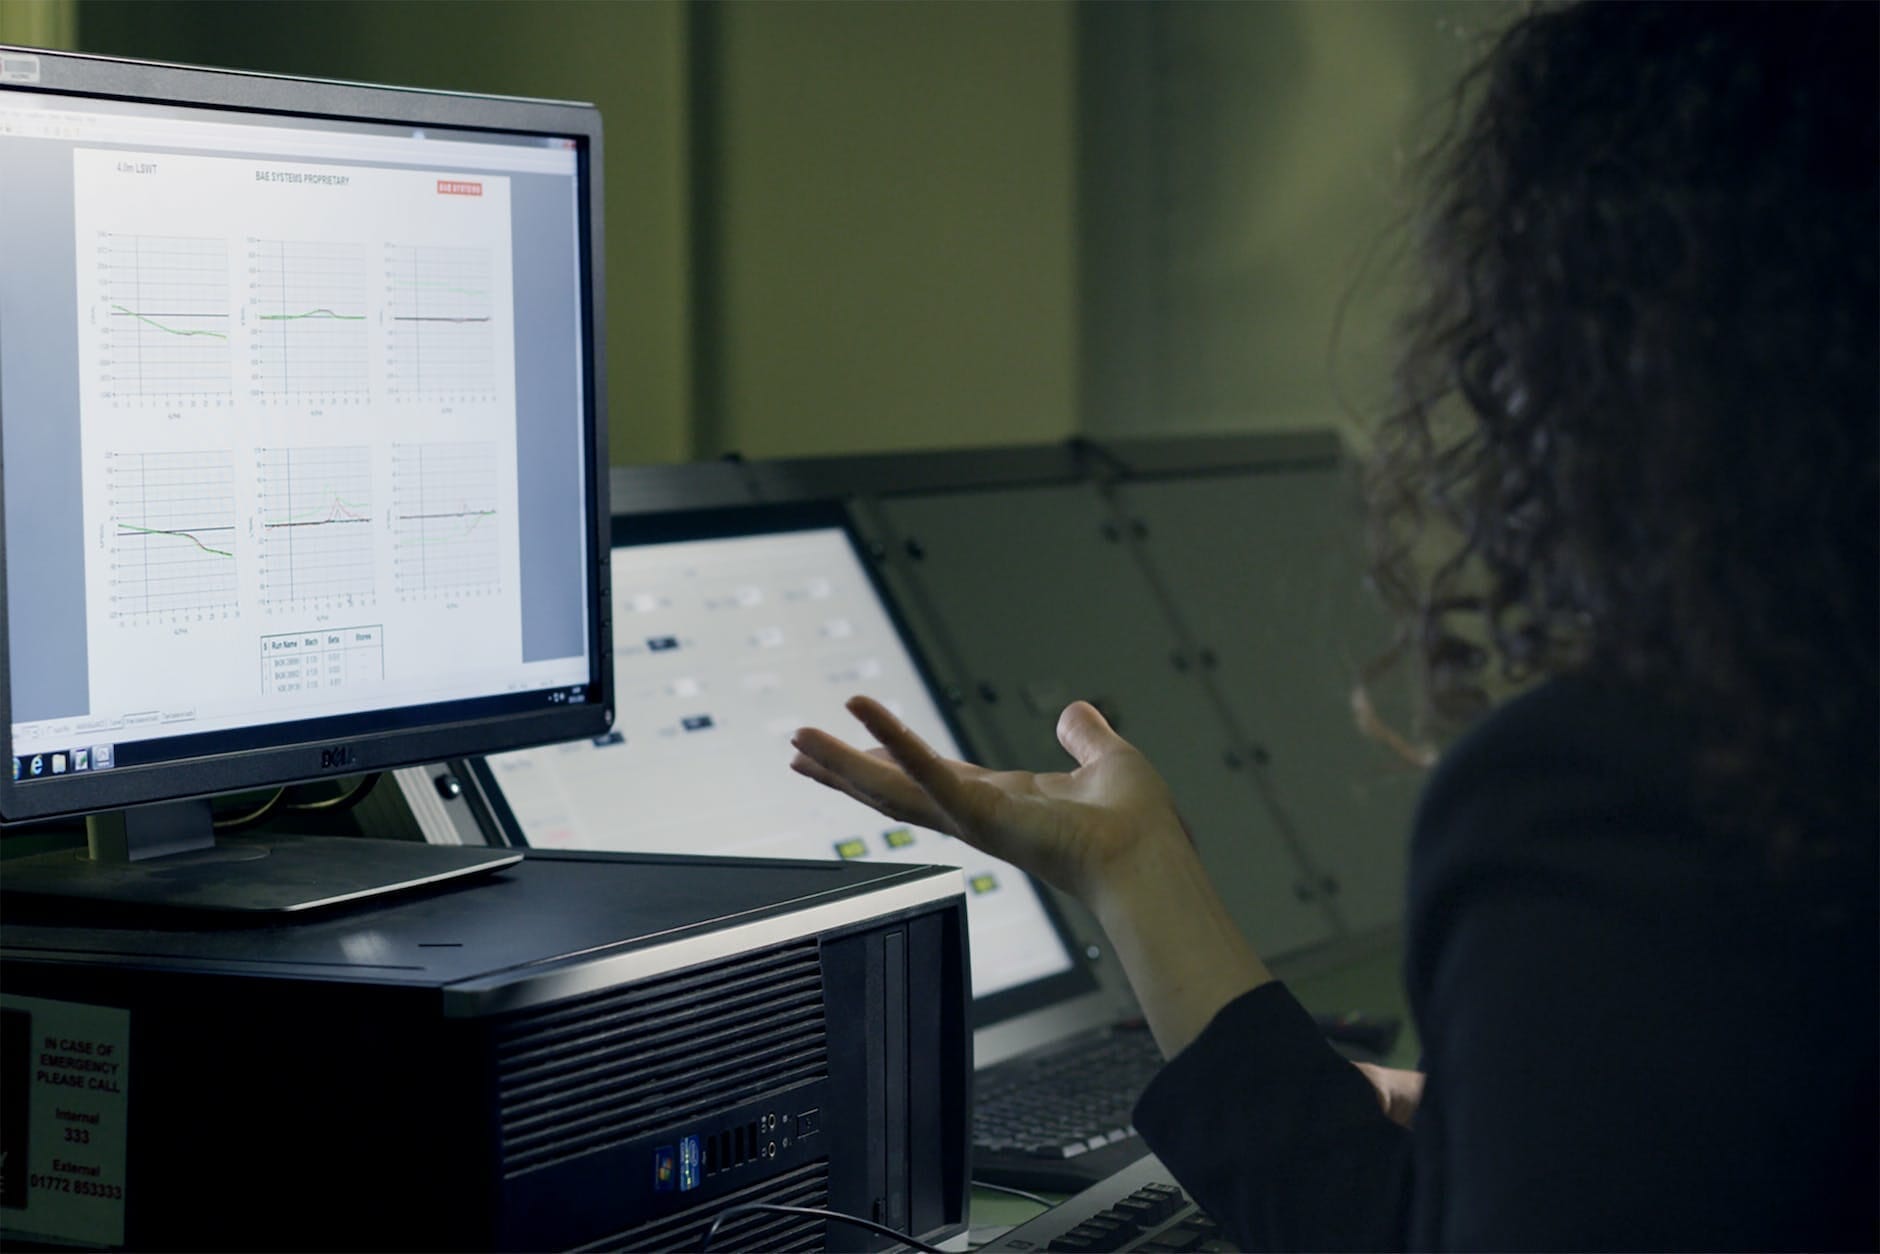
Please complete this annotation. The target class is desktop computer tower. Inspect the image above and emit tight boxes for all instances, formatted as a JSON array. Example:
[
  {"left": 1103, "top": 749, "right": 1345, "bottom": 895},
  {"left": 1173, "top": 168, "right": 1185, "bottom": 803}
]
[{"left": 0, "top": 849, "right": 970, "bottom": 1252}]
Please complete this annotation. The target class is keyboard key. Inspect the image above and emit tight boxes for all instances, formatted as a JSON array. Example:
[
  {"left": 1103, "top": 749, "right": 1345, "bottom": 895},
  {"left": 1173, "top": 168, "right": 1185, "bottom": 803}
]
[
  {"left": 1047, "top": 1223, "right": 1111, "bottom": 1252},
  {"left": 1082, "top": 1215, "right": 1134, "bottom": 1241},
  {"left": 1112, "top": 1197, "right": 1159, "bottom": 1225}
]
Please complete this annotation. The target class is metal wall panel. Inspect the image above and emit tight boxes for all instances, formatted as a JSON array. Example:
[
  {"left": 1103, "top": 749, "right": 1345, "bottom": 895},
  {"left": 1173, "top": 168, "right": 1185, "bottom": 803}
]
[
  {"left": 864, "top": 482, "right": 1337, "bottom": 961},
  {"left": 1111, "top": 468, "right": 1420, "bottom": 937},
  {"left": 749, "top": 444, "right": 1084, "bottom": 503}
]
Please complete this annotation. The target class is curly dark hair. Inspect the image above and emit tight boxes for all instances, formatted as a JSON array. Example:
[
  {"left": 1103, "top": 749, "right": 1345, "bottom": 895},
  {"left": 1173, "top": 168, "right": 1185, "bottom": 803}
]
[{"left": 1367, "top": 1, "right": 1877, "bottom": 859}]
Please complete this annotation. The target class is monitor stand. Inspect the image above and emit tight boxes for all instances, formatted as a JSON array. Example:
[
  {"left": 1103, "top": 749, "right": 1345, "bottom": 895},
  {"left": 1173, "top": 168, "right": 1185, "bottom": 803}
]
[{"left": 0, "top": 798, "right": 521, "bottom": 913}]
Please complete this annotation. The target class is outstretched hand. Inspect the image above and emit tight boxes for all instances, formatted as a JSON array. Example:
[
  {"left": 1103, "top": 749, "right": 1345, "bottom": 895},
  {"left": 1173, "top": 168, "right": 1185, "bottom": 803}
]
[
  {"left": 793, "top": 694, "right": 1272, "bottom": 1057},
  {"left": 789, "top": 696, "right": 1189, "bottom": 906}
]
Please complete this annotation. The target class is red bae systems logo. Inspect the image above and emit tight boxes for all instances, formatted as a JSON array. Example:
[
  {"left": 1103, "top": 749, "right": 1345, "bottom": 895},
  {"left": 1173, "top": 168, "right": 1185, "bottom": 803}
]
[{"left": 437, "top": 179, "right": 482, "bottom": 197}]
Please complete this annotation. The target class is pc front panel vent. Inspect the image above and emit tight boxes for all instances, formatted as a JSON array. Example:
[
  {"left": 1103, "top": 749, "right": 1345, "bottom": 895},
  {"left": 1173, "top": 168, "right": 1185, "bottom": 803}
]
[
  {"left": 572, "top": 1158, "right": 831, "bottom": 1253},
  {"left": 496, "top": 940, "right": 828, "bottom": 1175}
]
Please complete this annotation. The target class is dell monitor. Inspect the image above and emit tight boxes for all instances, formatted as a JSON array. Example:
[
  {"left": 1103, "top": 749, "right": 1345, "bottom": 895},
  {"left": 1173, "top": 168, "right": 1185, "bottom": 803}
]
[{"left": 0, "top": 47, "right": 613, "bottom": 909}]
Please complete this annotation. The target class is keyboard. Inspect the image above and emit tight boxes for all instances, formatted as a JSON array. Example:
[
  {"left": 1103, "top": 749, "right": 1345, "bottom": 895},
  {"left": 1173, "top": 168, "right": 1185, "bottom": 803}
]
[
  {"left": 972, "top": 1023, "right": 1163, "bottom": 1193},
  {"left": 977, "top": 1153, "right": 1226, "bottom": 1253},
  {"left": 971, "top": 1011, "right": 1401, "bottom": 1193}
]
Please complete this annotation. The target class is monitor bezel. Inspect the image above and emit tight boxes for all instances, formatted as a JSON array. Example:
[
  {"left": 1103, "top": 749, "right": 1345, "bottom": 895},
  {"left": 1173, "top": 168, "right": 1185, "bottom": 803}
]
[
  {"left": 464, "top": 499, "right": 1102, "bottom": 1029},
  {"left": 0, "top": 46, "right": 614, "bottom": 823}
]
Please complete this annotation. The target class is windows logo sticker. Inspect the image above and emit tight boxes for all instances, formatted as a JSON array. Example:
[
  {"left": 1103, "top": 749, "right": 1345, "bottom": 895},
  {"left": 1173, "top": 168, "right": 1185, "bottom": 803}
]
[{"left": 653, "top": 1144, "right": 676, "bottom": 1192}]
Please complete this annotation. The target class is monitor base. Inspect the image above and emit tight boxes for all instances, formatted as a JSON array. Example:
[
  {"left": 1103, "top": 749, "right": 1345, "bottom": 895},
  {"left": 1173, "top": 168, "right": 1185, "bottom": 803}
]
[{"left": 0, "top": 831, "right": 520, "bottom": 913}]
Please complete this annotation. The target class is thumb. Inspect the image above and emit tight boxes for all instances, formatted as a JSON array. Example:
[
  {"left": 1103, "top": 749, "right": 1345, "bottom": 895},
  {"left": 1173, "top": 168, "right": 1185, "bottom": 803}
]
[{"left": 1056, "top": 700, "right": 1128, "bottom": 767}]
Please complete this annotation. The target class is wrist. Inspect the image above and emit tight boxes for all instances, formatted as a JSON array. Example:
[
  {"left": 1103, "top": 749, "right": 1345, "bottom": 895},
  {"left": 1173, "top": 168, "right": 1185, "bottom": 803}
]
[
  {"left": 1086, "top": 828, "right": 1272, "bottom": 1056},
  {"left": 1085, "top": 817, "right": 1211, "bottom": 923}
]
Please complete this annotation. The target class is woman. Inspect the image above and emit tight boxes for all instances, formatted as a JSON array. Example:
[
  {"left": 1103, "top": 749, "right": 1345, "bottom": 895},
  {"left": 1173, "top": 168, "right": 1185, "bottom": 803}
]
[{"left": 791, "top": 3, "right": 1876, "bottom": 1249}]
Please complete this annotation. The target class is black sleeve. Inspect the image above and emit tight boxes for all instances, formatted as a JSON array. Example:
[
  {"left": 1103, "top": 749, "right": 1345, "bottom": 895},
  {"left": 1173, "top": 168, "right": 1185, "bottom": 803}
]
[
  {"left": 1131, "top": 981, "right": 1412, "bottom": 1251},
  {"left": 1402, "top": 678, "right": 1877, "bottom": 1251},
  {"left": 1133, "top": 680, "right": 1873, "bottom": 1252}
]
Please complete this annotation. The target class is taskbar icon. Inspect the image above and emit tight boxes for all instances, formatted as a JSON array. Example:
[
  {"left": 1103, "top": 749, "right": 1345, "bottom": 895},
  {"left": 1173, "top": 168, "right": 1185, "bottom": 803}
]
[{"left": 11, "top": 743, "right": 114, "bottom": 781}]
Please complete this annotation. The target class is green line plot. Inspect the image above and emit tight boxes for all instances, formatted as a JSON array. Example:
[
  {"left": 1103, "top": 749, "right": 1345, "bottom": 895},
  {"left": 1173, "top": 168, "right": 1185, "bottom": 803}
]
[
  {"left": 106, "top": 450, "right": 239, "bottom": 620},
  {"left": 249, "top": 240, "right": 371, "bottom": 403},
  {"left": 385, "top": 243, "right": 496, "bottom": 401},
  {"left": 96, "top": 233, "right": 233, "bottom": 404},
  {"left": 391, "top": 441, "right": 502, "bottom": 597},
  {"left": 257, "top": 445, "right": 377, "bottom": 609}
]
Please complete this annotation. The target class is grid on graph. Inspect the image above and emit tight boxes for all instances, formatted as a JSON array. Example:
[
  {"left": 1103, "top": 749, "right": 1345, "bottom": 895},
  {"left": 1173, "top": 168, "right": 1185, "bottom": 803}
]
[
  {"left": 98, "top": 233, "right": 232, "bottom": 403},
  {"left": 390, "top": 442, "right": 501, "bottom": 596},
  {"left": 106, "top": 449, "right": 239, "bottom": 618},
  {"left": 257, "top": 445, "right": 377, "bottom": 607},
  {"left": 248, "top": 240, "right": 371, "bottom": 402},
  {"left": 385, "top": 244, "right": 496, "bottom": 399}
]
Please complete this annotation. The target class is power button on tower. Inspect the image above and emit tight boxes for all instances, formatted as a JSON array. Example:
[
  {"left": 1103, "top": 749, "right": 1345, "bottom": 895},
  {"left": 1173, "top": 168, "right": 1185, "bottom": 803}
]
[{"left": 434, "top": 773, "right": 463, "bottom": 800}]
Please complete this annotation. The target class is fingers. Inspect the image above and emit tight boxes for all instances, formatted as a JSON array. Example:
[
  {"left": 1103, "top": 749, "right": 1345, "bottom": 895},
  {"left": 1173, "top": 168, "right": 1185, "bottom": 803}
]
[
  {"left": 1055, "top": 700, "right": 1129, "bottom": 768},
  {"left": 790, "top": 750, "right": 934, "bottom": 830},
  {"left": 789, "top": 726, "right": 952, "bottom": 832},
  {"left": 795, "top": 697, "right": 1012, "bottom": 848},
  {"left": 841, "top": 696, "right": 983, "bottom": 819}
]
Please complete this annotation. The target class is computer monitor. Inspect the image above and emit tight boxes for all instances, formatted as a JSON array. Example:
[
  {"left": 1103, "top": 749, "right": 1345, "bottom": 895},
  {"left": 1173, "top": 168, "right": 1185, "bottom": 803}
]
[
  {"left": 0, "top": 47, "right": 613, "bottom": 909},
  {"left": 470, "top": 503, "right": 1098, "bottom": 1024}
]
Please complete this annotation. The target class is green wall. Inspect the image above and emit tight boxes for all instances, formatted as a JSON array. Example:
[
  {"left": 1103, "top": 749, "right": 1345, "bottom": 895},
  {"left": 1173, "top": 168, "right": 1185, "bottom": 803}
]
[
  {"left": 50, "top": 0, "right": 1505, "bottom": 462},
  {"left": 694, "top": 2, "right": 1076, "bottom": 459},
  {"left": 70, "top": 0, "right": 1078, "bottom": 463},
  {"left": 0, "top": 0, "right": 75, "bottom": 48},
  {"left": 1079, "top": 1, "right": 1509, "bottom": 449}
]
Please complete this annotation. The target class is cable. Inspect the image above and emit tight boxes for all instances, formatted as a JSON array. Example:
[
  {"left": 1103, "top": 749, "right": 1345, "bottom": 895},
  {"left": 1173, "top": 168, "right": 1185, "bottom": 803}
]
[
  {"left": 971, "top": 1179, "right": 1055, "bottom": 1211},
  {"left": 210, "top": 772, "right": 382, "bottom": 833},
  {"left": 698, "top": 1203, "right": 950, "bottom": 1254},
  {"left": 211, "top": 787, "right": 288, "bottom": 832},
  {"left": 286, "top": 771, "right": 382, "bottom": 813}
]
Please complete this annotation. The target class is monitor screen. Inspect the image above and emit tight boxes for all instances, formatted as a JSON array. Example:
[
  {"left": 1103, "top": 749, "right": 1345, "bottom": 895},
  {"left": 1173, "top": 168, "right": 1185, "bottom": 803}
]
[
  {"left": 0, "top": 50, "right": 611, "bottom": 829},
  {"left": 478, "top": 512, "right": 1080, "bottom": 1002}
]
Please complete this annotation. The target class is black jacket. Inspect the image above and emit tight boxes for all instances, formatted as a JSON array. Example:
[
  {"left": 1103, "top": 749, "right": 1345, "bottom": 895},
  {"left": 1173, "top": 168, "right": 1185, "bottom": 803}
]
[{"left": 1133, "top": 677, "right": 1878, "bottom": 1251}]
